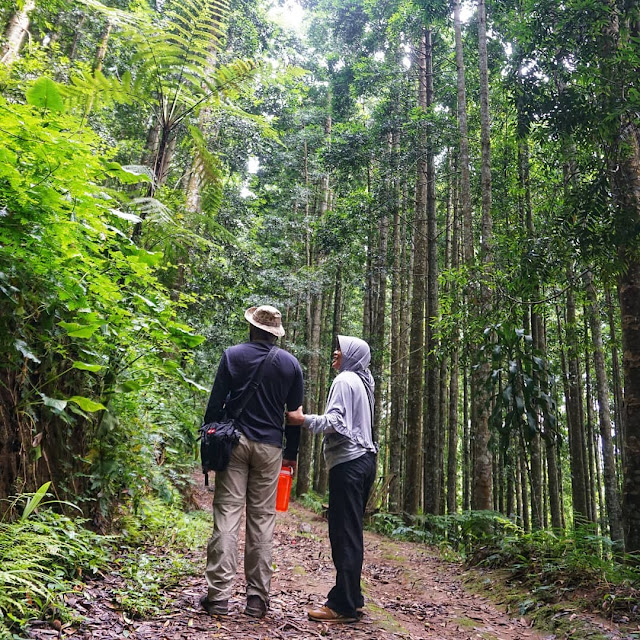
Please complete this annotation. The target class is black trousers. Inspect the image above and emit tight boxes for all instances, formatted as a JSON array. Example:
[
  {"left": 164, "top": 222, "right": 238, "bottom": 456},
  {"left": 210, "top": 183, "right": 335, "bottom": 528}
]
[{"left": 325, "top": 452, "right": 376, "bottom": 618}]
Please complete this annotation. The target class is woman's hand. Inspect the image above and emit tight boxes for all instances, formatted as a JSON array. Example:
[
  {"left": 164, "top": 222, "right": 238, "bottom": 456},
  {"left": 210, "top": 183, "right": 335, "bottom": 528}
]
[{"left": 286, "top": 405, "right": 305, "bottom": 425}]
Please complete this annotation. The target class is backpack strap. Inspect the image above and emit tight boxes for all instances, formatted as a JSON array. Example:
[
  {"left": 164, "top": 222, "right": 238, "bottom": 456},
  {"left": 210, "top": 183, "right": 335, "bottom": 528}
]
[{"left": 229, "top": 345, "right": 279, "bottom": 420}]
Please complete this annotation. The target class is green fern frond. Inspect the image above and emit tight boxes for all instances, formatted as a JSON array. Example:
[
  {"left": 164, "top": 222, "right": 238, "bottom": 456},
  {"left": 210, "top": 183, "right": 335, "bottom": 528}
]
[
  {"left": 188, "top": 125, "right": 224, "bottom": 184},
  {"left": 73, "top": 0, "right": 257, "bottom": 124},
  {"left": 130, "top": 198, "right": 174, "bottom": 225},
  {"left": 119, "top": 165, "right": 154, "bottom": 183},
  {"left": 60, "top": 69, "right": 134, "bottom": 110},
  {"left": 186, "top": 125, "right": 226, "bottom": 217},
  {"left": 200, "top": 182, "right": 225, "bottom": 220},
  {"left": 205, "top": 59, "right": 257, "bottom": 98}
]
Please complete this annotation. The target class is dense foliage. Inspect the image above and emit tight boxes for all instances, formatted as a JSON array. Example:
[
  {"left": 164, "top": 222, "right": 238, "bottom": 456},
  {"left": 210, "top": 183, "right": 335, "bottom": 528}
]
[{"left": 1, "top": 0, "right": 639, "bottom": 631}]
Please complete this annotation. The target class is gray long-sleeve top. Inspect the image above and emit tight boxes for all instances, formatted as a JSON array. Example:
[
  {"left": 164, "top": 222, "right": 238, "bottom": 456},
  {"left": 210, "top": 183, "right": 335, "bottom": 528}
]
[{"left": 303, "top": 369, "right": 377, "bottom": 470}]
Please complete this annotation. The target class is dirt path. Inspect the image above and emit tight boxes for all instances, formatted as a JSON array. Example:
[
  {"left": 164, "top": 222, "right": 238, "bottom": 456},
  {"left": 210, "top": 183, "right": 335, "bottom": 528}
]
[
  {"left": 26, "top": 483, "right": 636, "bottom": 640},
  {"left": 267, "top": 502, "right": 548, "bottom": 640}
]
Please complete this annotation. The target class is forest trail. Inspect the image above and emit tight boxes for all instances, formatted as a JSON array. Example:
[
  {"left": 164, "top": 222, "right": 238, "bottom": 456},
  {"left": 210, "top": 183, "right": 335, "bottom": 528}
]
[{"left": 26, "top": 480, "right": 635, "bottom": 640}]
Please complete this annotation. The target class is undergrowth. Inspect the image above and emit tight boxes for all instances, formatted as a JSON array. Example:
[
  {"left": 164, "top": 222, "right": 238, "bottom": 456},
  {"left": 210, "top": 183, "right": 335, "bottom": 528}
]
[
  {"left": 298, "top": 491, "right": 326, "bottom": 515},
  {"left": 0, "top": 484, "right": 110, "bottom": 639},
  {"left": 111, "top": 497, "right": 211, "bottom": 617},
  {"left": 473, "top": 527, "right": 640, "bottom": 622},
  {"left": 369, "top": 509, "right": 519, "bottom": 551},
  {"left": 0, "top": 482, "right": 212, "bottom": 636},
  {"left": 369, "top": 508, "right": 640, "bottom": 624}
]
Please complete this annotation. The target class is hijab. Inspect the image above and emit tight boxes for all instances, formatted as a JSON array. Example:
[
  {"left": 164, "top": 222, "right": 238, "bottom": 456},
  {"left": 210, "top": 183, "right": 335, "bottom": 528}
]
[{"left": 337, "top": 335, "right": 375, "bottom": 432}]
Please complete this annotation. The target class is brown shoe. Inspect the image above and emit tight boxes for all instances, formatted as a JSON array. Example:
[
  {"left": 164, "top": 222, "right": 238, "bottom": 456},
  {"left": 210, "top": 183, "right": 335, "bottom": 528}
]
[
  {"left": 200, "top": 595, "right": 228, "bottom": 616},
  {"left": 308, "top": 605, "right": 357, "bottom": 623},
  {"left": 245, "top": 595, "right": 267, "bottom": 618}
]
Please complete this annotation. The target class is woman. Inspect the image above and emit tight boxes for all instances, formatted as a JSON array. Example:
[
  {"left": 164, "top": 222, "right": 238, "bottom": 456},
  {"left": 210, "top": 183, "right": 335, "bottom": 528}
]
[{"left": 286, "top": 335, "right": 377, "bottom": 624}]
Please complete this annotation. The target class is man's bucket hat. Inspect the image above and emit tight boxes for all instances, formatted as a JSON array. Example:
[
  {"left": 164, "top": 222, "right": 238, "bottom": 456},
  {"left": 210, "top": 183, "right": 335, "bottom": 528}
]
[{"left": 244, "top": 305, "right": 285, "bottom": 337}]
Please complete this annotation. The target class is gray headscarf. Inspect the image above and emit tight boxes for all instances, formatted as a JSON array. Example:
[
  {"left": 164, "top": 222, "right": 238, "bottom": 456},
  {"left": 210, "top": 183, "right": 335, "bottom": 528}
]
[{"left": 337, "top": 335, "right": 375, "bottom": 433}]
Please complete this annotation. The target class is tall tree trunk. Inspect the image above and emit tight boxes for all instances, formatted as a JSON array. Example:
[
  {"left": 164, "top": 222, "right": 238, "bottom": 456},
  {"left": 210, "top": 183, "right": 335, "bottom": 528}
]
[
  {"left": 583, "top": 330, "right": 599, "bottom": 525},
  {"left": 389, "top": 133, "right": 404, "bottom": 513},
  {"left": 536, "top": 307, "right": 563, "bottom": 529},
  {"left": 298, "top": 289, "right": 323, "bottom": 497},
  {"left": 604, "top": 5, "right": 640, "bottom": 553},
  {"left": 1, "top": 0, "right": 35, "bottom": 64},
  {"left": 371, "top": 187, "right": 389, "bottom": 447},
  {"left": 453, "top": 0, "right": 473, "bottom": 265},
  {"left": 619, "top": 259, "right": 640, "bottom": 552},
  {"left": 93, "top": 21, "right": 112, "bottom": 73},
  {"left": 506, "top": 441, "right": 515, "bottom": 518},
  {"left": 544, "top": 403, "right": 563, "bottom": 529},
  {"left": 471, "top": 0, "right": 494, "bottom": 511},
  {"left": 363, "top": 164, "right": 374, "bottom": 341},
  {"left": 83, "top": 21, "right": 113, "bottom": 116},
  {"left": 584, "top": 270, "right": 624, "bottom": 544},
  {"left": 605, "top": 285, "right": 625, "bottom": 481},
  {"left": 463, "top": 365, "right": 470, "bottom": 511},
  {"left": 520, "top": 136, "right": 543, "bottom": 530},
  {"left": 303, "top": 115, "right": 331, "bottom": 496},
  {"left": 132, "top": 126, "right": 176, "bottom": 242},
  {"left": 519, "top": 439, "right": 530, "bottom": 532},
  {"left": 454, "top": 0, "right": 473, "bottom": 515},
  {"left": 583, "top": 3, "right": 640, "bottom": 550},
  {"left": 453, "top": 0, "right": 473, "bottom": 516},
  {"left": 317, "top": 266, "right": 343, "bottom": 497},
  {"left": 447, "top": 156, "right": 460, "bottom": 515},
  {"left": 404, "top": 29, "right": 428, "bottom": 514},
  {"left": 565, "top": 278, "right": 590, "bottom": 524},
  {"left": 313, "top": 293, "right": 331, "bottom": 494},
  {"left": 296, "top": 137, "right": 313, "bottom": 497},
  {"left": 68, "top": 15, "right": 86, "bottom": 61},
  {"left": 423, "top": 27, "right": 440, "bottom": 515},
  {"left": 447, "top": 344, "right": 460, "bottom": 513}
]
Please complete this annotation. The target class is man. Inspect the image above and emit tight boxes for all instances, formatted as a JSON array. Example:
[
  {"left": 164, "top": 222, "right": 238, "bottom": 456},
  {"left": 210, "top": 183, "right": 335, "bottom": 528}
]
[{"left": 201, "top": 305, "right": 304, "bottom": 619}]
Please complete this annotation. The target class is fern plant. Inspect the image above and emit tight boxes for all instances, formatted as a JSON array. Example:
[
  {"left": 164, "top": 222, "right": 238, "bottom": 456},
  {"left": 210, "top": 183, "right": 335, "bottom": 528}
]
[
  {"left": 0, "top": 485, "right": 110, "bottom": 636},
  {"left": 70, "top": 0, "right": 261, "bottom": 240}
]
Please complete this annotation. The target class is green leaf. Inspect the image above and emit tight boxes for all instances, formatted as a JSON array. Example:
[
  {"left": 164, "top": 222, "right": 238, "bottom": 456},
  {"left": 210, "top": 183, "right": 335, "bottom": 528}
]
[
  {"left": 115, "top": 380, "right": 142, "bottom": 393},
  {"left": 72, "top": 361, "right": 103, "bottom": 373},
  {"left": 135, "top": 250, "right": 163, "bottom": 266},
  {"left": 69, "top": 326, "right": 99, "bottom": 338},
  {"left": 26, "top": 77, "right": 64, "bottom": 112},
  {"left": 40, "top": 394, "right": 68, "bottom": 411},
  {"left": 59, "top": 321, "right": 100, "bottom": 338},
  {"left": 21, "top": 482, "right": 51, "bottom": 521},
  {"left": 68, "top": 396, "right": 106, "bottom": 412},
  {"left": 171, "top": 326, "right": 205, "bottom": 347}
]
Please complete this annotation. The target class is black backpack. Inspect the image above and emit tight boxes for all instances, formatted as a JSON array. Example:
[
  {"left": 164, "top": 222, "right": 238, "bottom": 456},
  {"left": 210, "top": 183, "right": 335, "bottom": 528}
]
[{"left": 199, "top": 346, "right": 278, "bottom": 485}]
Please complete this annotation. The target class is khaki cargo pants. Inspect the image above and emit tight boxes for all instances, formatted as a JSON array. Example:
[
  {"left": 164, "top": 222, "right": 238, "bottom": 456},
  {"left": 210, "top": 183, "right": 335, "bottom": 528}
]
[{"left": 205, "top": 434, "right": 282, "bottom": 604}]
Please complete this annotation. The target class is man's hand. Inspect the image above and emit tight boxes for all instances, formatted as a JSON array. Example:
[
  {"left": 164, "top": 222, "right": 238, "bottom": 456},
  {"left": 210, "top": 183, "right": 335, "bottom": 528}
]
[
  {"left": 282, "top": 458, "right": 297, "bottom": 474},
  {"left": 286, "top": 405, "right": 305, "bottom": 425}
]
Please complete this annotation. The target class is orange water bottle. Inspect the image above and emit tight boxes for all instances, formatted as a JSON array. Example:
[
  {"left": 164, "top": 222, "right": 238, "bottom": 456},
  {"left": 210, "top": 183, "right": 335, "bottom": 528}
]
[{"left": 276, "top": 466, "right": 293, "bottom": 512}]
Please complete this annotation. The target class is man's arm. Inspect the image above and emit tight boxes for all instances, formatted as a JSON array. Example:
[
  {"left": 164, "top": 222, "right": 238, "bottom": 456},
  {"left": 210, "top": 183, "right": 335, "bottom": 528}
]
[
  {"left": 282, "top": 360, "right": 304, "bottom": 471},
  {"left": 203, "top": 353, "right": 230, "bottom": 424},
  {"left": 282, "top": 424, "right": 300, "bottom": 472}
]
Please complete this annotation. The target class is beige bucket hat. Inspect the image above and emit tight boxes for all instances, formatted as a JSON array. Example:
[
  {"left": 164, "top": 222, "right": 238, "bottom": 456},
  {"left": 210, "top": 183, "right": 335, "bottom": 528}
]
[{"left": 244, "top": 305, "right": 285, "bottom": 337}]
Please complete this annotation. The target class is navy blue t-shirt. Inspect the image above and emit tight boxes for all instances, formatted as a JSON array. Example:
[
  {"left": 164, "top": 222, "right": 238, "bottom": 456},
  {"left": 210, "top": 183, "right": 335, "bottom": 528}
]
[{"left": 203, "top": 341, "right": 304, "bottom": 457}]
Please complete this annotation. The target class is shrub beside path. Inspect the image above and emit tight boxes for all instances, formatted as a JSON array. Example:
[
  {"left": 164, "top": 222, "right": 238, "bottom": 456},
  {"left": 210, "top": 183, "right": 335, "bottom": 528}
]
[{"left": 26, "top": 480, "right": 636, "bottom": 640}]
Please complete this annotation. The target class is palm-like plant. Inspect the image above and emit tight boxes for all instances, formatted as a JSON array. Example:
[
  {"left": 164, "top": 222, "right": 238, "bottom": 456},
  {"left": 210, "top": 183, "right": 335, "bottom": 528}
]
[{"left": 71, "top": 0, "right": 257, "bottom": 239}]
